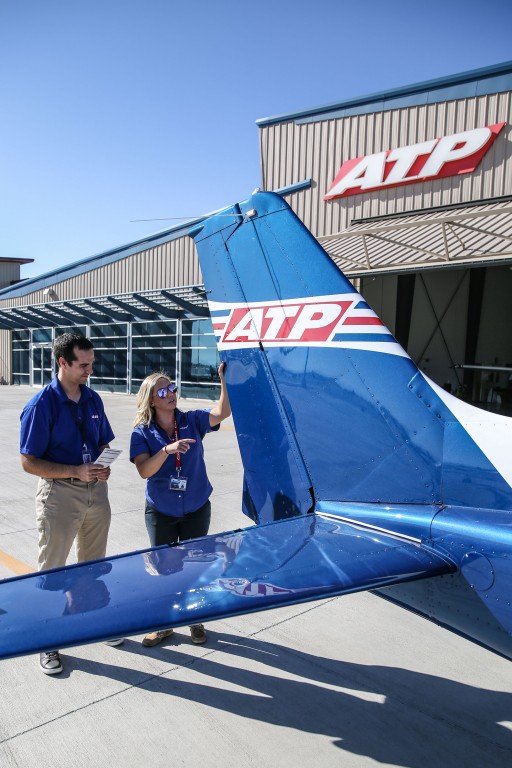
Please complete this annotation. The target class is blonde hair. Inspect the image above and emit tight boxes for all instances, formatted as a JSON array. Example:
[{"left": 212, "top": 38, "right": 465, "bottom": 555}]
[{"left": 133, "top": 371, "right": 172, "bottom": 427}]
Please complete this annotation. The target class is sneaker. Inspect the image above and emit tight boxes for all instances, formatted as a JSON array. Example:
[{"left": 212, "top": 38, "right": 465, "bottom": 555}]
[
  {"left": 104, "top": 639, "right": 124, "bottom": 647},
  {"left": 40, "top": 650, "right": 63, "bottom": 675},
  {"left": 190, "top": 624, "right": 207, "bottom": 644},
  {"left": 142, "top": 629, "right": 174, "bottom": 647}
]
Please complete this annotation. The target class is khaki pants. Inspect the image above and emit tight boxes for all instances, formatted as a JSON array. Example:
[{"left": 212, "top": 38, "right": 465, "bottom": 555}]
[{"left": 36, "top": 478, "right": 111, "bottom": 571}]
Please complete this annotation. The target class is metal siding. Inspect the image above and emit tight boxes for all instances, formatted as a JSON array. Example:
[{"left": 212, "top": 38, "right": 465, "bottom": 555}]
[
  {"left": 0, "top": 236, "right": 201, "bottom": 311},
  {"left": 259, "top": 92, "right": 512, "bottom": 240},
  {"left": 0, "top": 264, "right": 24, "bottom": 289},
  {"left": 0, "top": 330, "right": 10, "bottom": 382}
]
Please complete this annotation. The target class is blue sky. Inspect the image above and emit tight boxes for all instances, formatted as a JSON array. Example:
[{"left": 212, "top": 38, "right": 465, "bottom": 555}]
[{"left": 1, "top": 0, "right": 511, "bottom": 279}]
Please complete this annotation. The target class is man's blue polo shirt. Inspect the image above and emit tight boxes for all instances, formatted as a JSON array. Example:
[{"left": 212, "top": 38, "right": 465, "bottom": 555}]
[
  {"left": 20, "top": 376, "right": 115, "bottom": 466},
  {"left": 130, "top": 409, "right": 219, "bottom": 517}
]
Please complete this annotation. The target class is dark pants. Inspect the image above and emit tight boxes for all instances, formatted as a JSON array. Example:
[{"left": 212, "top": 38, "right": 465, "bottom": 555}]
[{"left": 144, "top": 499, "right": 211, "bottom": 547}]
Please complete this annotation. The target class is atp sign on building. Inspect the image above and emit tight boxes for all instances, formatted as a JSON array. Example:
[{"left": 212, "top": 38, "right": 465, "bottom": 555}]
[{"left": 325, "top": 123, "right": 505, "bottom": 200}]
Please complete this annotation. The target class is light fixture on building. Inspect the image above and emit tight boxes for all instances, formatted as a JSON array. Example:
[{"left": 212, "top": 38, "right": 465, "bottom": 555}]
[{"left": 43, "top": 287, "right": 57, "bottom": 300}]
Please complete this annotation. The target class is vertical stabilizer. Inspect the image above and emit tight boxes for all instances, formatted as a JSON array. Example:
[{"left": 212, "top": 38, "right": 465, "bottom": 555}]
[{"left": 191, "top": 192, "right": 512, "bottom": 521}]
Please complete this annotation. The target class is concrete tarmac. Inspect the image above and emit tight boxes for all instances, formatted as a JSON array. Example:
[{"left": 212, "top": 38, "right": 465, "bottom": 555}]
[{"left": 0, "top": 385, "right": 511, "bottom": 768}]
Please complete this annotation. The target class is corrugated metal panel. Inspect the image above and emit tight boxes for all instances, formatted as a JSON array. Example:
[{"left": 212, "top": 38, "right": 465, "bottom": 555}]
[
  {"left": 0, "top": 233, "right": 201, "bottom": 309},
  {"left": 259, "top": 92, "right": 512, "bottom": 244},
  {"left": 0, "top": 264, "right": 24, "bottom": 289},
  {"left": 0, "top": 330, "right": 11, "bottom": 382}
]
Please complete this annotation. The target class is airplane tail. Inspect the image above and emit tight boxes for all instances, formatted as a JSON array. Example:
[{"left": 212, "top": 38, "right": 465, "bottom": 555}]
[
  {"left": 190, "top": 192, "right": 512, "bottom": 523},
  {"left": 2, "top": 191, "right": 511, "bottom": 662}
]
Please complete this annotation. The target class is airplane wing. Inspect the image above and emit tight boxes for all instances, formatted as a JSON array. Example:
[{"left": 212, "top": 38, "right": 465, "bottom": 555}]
[{"left": 0, "top": 512, "right": 454, "bottom": 659}]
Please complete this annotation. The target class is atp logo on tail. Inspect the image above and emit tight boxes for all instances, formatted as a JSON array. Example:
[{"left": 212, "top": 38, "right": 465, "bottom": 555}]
[{"left": 209, "top": 295, "right": 408, "bottom": 357}]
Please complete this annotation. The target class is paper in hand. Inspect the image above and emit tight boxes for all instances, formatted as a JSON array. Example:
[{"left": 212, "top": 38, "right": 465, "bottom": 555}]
[{"left": 95, "top": 448, "right": 122, "bottom": 467}]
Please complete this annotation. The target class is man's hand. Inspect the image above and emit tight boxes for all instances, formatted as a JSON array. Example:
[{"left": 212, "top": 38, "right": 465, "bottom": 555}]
[{"left": 75, "top": 463, "right": 111, "bottom": 482}]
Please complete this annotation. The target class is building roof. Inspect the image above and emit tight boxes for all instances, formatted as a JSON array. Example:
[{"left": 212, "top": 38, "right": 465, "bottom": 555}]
[
  {"left": 0, "top": 258, "right": 34, "bottom": 265},
  {"left": 0, "top": 218, "right": 203, "bottom": 301},
  {"left": 256, "top": 61, "right": 512, "bottom": 127},
  {"left": 0, "top": 181, "right": 310, "bottom": 303}
]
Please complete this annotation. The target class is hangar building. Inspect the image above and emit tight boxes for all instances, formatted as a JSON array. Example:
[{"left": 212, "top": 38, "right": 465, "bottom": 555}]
[{"left": 1, "top": 61, "right": 511, "bottom": 408}]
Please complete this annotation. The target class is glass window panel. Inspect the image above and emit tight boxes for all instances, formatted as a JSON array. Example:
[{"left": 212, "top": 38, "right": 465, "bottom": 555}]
[
  {"left": 180, "top": 382, "right": 219, "bottom": 400},
  {"left": 132, "top": 335, "right": 176, "bottom": 349},
  {"left": 43, "top": 348, "right": 53, "bottom": 368},
  {"left": 42, "top": 368, "right": 53, "bottom": 385},
  {"left": 92, "top": 349, "right": 127, "bottom": 379},
  {"left": 182, "top": 319, "right": 214, "bottom": 335},
  {"left": 32, "top": 329, "right": 53, "bottom": 343},
  {"left": 181, "top": 317, "right": 216, "bottom": 346},
  {"left": 92, "top": 337, "right": 128, "bottom": 349},
  {"left": 12, "top": 350, "right": 29, "bottom": 374},
  {"left": 181, "top": 346, "right": 219, "bottom": 381},
  {"left": 90, "top": 324, "right": 127, "bottom": 338},
  {"left": 132, "top": 349, "right": 176, "bottom": 381},
  {"left": 13, "top": 374, "right": 30, "bottom": 385},
  {"left": 188, "top": 336, "right": 217, "bottom": 347},
  {"left": 132, "top": 321, "right": 176, "bottom": 337},
  {"left": 55, "top": 326, "right": 86, "bottom": 337},
  {"left": 13, "top": 330, "right": 30, "bottom": 342},
  {"left": 33, "top": 348, "right": 42, "bottom": 368},
  {"left": 89, "top": 378, "right": 127, "bottom": 393}
]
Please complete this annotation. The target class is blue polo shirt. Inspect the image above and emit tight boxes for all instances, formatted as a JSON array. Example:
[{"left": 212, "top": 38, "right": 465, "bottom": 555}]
[
  {"left": 20, "top": 376, "right": 115, "bottom": 466},
  {"left": 130, "top": 409, "right": 219, "bottom": 517}
]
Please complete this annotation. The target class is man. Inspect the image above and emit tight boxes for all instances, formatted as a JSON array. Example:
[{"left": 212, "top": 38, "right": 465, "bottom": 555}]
[{"left": 20, "top": 333, "right": 121, "bottom": 675}]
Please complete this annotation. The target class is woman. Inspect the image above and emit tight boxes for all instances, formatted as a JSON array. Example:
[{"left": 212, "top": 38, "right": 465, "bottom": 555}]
[{"left": 130, "top": 362, "right": 231, "bottom": 646}]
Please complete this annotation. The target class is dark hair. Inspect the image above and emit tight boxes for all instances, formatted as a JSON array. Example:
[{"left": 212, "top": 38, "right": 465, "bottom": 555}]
[{"left": 53, "top": 333, "right": 94, "bottom": 365}]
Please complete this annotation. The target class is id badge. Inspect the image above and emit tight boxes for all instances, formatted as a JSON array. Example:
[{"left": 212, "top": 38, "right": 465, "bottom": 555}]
[{"left": 169, "top": 474, "right": 188, "bottom": 491}]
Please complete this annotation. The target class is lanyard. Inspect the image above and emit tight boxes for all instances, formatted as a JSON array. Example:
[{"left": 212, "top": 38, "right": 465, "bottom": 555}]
[
  {"left": 173, "top": 423, "right": 181, "bottom": 473},
  {"left": 65, "top": 401, "right": 88, "bottom": 445},
  {"left": 161, "top": 422, "right": 181, "bottom": 472}
]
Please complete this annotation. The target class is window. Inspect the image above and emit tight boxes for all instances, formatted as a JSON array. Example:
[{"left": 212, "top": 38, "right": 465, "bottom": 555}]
[
  {"left": 54, "top": 326, "right": 86, "bottom": 337},
  {"left": 9, "top": 311, "right": 219, "bottom": 399},
  {"left": 131, "top": 321, "right": 177, "bottom": 393},
  {"left": 88, "top": 324, "right": 128, "bottom": 392},
  {"left": 12, "top": 330, "right": 30, "bottom": 385},
  {"left": 181, "top": 318, "right": 220, "bottom": 399},
  {"left": 32, "top": 328, "right": 52, "bottom": 343}
]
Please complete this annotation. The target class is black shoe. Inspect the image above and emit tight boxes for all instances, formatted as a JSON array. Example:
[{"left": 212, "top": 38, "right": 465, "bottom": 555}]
[
  {"left": 190, "top": 624, "right": 207, "bottom": 644},
  {"left": 40, "top": 650, "right": 63, "bottom": 675}
]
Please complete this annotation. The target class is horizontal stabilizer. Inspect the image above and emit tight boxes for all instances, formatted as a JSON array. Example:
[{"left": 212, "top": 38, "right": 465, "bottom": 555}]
[{"left": 0, "top": 514, "right": 454, "bottom": 660}]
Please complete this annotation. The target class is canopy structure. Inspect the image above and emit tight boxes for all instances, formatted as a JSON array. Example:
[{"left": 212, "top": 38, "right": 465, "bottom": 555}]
[
  {"left": 319, "top": 201, "right": 512, "bottom": 277},
  {"left": 0, "top": 285, "right": 209, "bottom": 331}
]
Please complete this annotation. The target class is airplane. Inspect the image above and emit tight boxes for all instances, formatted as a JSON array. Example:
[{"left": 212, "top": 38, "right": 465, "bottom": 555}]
[{"left": 0, "top": 190, "right": 511, "bottom": 662}]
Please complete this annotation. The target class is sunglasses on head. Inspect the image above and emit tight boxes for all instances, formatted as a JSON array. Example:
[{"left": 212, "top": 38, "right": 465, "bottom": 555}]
[{"left": 155, "top": 383, "right": 177, "bottom": 399}]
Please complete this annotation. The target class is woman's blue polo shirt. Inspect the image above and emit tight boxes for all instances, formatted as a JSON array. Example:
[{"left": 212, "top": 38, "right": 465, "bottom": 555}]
[
  {"left": 130, "top": 409, "right": 219, "bottom": 518},
  {"left": 20, "top": 376, "right": 115, "bottom": 465}
]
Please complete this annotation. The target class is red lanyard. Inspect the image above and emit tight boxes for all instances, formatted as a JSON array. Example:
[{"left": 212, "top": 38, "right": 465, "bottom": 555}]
[{"left": 173, "top": 423, "right": 181, "bottom": 472}]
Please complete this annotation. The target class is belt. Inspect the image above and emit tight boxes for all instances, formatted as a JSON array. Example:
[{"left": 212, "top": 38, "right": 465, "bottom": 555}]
[{"left": 41, "top": 477, "right": 97, "bottom": 486}]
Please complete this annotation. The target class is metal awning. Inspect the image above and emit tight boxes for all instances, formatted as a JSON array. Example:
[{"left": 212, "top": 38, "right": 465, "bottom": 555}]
[
  {"left": 0, "top": 285, "right": 210, "bottom": 331},
  {"left": 319, "top": 201, "right": 512, "bottom": 277}
]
